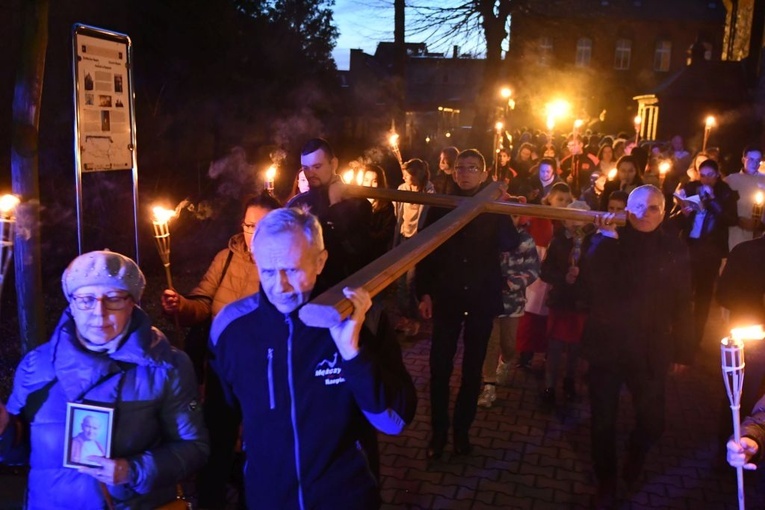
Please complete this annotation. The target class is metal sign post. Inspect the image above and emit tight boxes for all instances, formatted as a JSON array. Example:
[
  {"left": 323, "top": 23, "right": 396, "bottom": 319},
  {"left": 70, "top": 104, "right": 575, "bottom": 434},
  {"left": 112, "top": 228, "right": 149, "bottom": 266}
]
[{"left": 72, "top": 24, "right": 139, "bottom": 262}]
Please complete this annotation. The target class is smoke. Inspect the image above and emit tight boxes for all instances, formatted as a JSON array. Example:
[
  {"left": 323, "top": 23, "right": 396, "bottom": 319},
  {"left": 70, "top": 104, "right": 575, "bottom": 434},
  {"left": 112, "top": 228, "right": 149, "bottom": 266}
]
[{"left": 207, "top": 146, "right": 256, "bottom": 200}]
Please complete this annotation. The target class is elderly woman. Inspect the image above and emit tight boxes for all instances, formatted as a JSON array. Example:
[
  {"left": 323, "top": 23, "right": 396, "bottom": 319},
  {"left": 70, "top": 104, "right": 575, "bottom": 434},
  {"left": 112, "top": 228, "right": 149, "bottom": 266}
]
[{"left": 0, "top": 250, "right": 209, "bottom": 509}]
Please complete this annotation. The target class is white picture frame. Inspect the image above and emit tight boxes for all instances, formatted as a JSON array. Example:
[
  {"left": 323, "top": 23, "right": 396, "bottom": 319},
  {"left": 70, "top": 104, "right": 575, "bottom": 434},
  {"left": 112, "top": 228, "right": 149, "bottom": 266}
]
[{"left": 63, "top": 402, "right": 114, "bottom": 468}]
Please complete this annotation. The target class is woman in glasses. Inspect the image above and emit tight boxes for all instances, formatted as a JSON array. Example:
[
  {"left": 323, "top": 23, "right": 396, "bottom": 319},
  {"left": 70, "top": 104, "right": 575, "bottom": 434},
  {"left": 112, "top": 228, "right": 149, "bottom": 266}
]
[
  {"left": 160, "top": 192, "right": 281, "bottom": 327},
  {"left": 0, "top": 250, "right": 209, "bottom": 508},
  {"left": 159, "top": 191, "right": 280, "bottom": 509}
]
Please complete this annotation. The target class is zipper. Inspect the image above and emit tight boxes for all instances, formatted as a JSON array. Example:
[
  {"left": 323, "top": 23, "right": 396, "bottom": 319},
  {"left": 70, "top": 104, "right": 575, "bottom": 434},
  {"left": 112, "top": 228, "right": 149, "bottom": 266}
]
[
  {"left": 267, "top": 347, "right": 275, "bottom": 410},
  {"left": 285, "top": 315, "right": 305, "bottom": 510}
]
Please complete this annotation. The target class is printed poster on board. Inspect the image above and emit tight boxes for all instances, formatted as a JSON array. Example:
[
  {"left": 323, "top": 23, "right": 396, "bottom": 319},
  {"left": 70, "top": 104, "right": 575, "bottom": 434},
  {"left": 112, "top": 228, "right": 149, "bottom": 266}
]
[{"left": 75, "top": 32, "right": 133, "bottom": 172}]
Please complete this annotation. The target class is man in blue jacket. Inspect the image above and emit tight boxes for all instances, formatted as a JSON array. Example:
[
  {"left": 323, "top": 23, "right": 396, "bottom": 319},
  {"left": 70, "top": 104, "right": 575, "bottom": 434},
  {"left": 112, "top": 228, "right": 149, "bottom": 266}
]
[{"left": 210, "top": 208, "right": 417, "bottom": 510}]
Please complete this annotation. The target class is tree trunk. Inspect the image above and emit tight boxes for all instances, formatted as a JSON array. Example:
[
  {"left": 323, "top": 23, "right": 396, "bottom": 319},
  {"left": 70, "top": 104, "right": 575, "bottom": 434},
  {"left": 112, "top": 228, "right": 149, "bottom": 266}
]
[
  {"left": 11, "top": 0, "right": 48, "bottom": 353},
  {"left": 469, "top": 0, "right": 510, "bottom": 155}
]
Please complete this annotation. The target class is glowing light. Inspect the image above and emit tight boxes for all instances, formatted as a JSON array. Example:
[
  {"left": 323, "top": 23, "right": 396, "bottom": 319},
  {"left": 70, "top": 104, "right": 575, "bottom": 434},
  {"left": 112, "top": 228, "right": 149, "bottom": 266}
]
[
  {"left": 355, "top": 170, "right": 364, "bottom": 186},
  {"left": 659, "top": 162, "right": 671, "bottom": 175},
  {"left": 634, "top": 115, "right": 642, "bottom": 127},
  {"left": 445, "top": 132, "right": 451, "bottom": 138},
  {"left": 608, "top": 169, "right": 617, "bottom": 180},
  {"left": 0, "top": 195, "right": 20, "bottom": 218},
  {"left": 546, "top": 115, "right": 555, "bottom": 131},
  {"left": 574, "top": 119, "right": 583, "bottom": 129},
  {"left": 757, "top": 192, "right": 764, "bottom": 206},
  {"left": 495, "top": 121, "right": 504, "bottom": 132},
  {"left": 706, "top": 115, "right": 716, "bottom": 129},
  {"left": 731, "top": 325, "right": 765, "bottom": 343},
  {"left": 425, "top": 136, "right": 431, "bottom": 143},
  {"left": 500, "top": 87, "right": 512, "bottom": 99},
  {"left": 265, "top": 166, "right": 276, "bottom": 181},
  {"left": 388, "top": 133, "right": 399, "bottom": 146},
  {"left": 152, "top": 205, "right": 175, "bottom": 225},
  {"left": 342, "top": 169, "right": 355, "bottom": 184},
  {"left": 546, "top": 99, "right": 571, "bottom": 119}
]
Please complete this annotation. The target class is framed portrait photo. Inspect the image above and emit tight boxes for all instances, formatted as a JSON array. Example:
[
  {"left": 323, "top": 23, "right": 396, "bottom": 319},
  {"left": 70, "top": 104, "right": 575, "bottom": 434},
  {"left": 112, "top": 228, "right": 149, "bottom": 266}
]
[{"left": 63, "top": 402, "right": 114, "bottom": 468}]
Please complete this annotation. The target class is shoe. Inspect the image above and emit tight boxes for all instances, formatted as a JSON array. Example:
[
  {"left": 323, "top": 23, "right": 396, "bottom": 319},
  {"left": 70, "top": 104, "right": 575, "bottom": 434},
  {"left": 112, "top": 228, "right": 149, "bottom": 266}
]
[
  {"left": 563, "top": 377, "right": 577, "bottom": 400},
  {"left": 496, "top": 360, "right": 511, "bottom": 386},
  {"left": 477, "top": 384, "right": 497, "bottom": 408},
  {"left": 622, "top": 449, "right": 647, "bottom": 489},
  {"left": 454, "top": 432, "right": 472, "bottom": 456},
  {"left": 541, "top": 387, "right": 555, "bottom": 405},
  {"left": 427, "top": 431, "right": 447, "bottom": 460},
  {"left": 591, "top": 479, "right": 617, "bottom": 509},
  {"left": 515, "top": 352, "right": 532, "bottom": 370}
]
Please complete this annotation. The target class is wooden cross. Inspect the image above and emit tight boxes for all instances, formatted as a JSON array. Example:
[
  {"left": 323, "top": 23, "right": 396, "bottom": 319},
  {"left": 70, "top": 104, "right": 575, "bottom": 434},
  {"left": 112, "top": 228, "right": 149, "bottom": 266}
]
[{"left": 298, "top": 182, "right": 626, "bottom": 328}]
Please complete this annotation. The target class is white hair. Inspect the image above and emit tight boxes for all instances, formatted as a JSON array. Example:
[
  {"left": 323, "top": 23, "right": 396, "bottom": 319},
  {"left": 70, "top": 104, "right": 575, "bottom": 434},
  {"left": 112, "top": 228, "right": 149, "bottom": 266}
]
[{"left": 251, "top": 207, "right": 325, "bottom": 252}]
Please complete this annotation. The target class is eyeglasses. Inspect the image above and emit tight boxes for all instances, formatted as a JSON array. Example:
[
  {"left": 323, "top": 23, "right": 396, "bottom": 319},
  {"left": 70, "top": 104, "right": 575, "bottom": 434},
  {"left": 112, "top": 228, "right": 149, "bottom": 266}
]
[
  {"left": 699, "top": 172, "right": 717, "bottom": 178},
  {"left": 242, "top": 222, "right": 257, "bottom": 234},
  {"left": 70, "top": 294, "right": 132, "bottom": 311},
  {"left": 454, "top": 165, "right": 482, "bottom": 174}
]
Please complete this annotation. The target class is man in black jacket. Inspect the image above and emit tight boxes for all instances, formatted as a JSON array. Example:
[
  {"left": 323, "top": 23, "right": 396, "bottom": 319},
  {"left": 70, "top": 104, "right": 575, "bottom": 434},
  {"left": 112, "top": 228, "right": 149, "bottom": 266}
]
[
  {"left": 287, "top": 138, "right": 374, "bottom": 287},
  {"left": 417, "top": 149, "right": 519, "bottom": 459},
  {"left": 672, "top": 159, "right": 738, "bottom": 347},
  {"left": 582, "top": 185, "right": 694, "bottom": 508}
]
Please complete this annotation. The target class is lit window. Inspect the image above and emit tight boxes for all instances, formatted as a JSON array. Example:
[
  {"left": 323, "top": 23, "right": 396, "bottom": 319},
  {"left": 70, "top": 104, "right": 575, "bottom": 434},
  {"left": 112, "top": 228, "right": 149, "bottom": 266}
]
[
  {"left": 539, "top": 36, "right": 553, "bottom": 66},
  {"left": 654, "top": 40, "right": 672, "bottom": 72},
  {"left": 576, "top": 38, "right": 592, "bottom": 67},
  {"left": 614, "top": 39, "right": 632, "bottom": 70}
]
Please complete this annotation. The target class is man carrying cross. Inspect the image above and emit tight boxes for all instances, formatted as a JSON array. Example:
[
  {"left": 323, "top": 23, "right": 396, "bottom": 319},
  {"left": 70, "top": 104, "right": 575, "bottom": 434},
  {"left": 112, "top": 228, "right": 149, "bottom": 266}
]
[{"left": 417, "top": 148, "right": 520, "bottom": 458}]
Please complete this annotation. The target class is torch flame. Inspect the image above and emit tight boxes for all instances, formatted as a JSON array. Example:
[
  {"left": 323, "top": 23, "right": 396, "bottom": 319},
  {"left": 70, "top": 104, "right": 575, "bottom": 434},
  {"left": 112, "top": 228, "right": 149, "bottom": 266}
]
[
  {"left": 608, "top": 169, "right": 618, "bottom": 180},
  {"left": 495, "top": 121, "right": 504, "bottom": 132},
  {"left": 573, "top": 119, "right": 583, "bottom": 129},
  {"left": 705, "top": 115, "right": 716, "bottom": 129},
  {"left": 265, "top": 165, "right": 277, "bottom": 181},
  {"left": 342, "top": 169, "right": 355, "bottom": 184},
  {"left": 757, "top": 192, "right": 764, "bottom": 206},
  {"left": 0, "top": 195, "right": 20, "bottom": 217},
  {"left": 546, "top": 115, "right": 555, "bottom": 131},
  {"left": 659, "top": 161, "right": 671, "bottom": 175},
  {"left": 388, "top": 133, "right": 399, "bottom": 146},
  {"left": 634, "top": 115, "right": 642, "bottom": 126},
  {"left": 152, "top": 205, "right": 176, "bottom": 225},
  {"left": 731, "top": 325, "right": 765, "bottom": 342}
]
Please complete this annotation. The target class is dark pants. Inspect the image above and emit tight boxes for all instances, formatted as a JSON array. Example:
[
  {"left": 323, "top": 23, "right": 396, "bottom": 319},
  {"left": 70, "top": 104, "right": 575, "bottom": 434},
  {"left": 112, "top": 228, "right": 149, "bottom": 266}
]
[
  {"left": 688, "top": 241, "right": 722, "bottom": 347},
  {"left": 430, "top": 307, "right": 494, "bottom": 439},
  {"left": 198, "top": 367, "right": 243, "bottom": 508},
  {"left": 588, "top": 363, "right": 667, "bottom": 482}
]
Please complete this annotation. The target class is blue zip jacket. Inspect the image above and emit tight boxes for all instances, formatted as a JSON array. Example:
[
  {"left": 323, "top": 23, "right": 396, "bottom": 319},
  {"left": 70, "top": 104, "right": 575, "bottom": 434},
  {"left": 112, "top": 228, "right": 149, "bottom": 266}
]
[{"left": 210, "top": 289, "right": 417, "bottom": 510}]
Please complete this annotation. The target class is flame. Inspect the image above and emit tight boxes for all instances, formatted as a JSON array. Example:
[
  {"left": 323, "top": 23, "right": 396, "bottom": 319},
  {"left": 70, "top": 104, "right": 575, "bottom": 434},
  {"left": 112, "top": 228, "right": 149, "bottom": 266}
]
[
  {"left": 546, "top": 115, "right": 555, "bottom": 131},
  {"left": 0, "top": 194, "right": 20, "bottom": 217},
  {"left": 633, "top": 115, "right": 642, "bottom": 126},
  {"left": 152, "top": 205, "right": 176, "bottom": 224},
  {"left": 355, "top": 170, "right": 364, "bottom": 186},
  {"left": 342, "top": 169, "right": 355, "bottom": 184},
  {"left": 705, "top": 115, "right": 716, "bottom": 128},
  {"left": 495, "top": 121, "right": 504, "bottom": 131},
  {"left": 546, "top": 99, "right": 570, "bottom": 119},
  {"left": 659, "top": 161, "right": 671, "bottom": 175},
  {"left": 573, "top": 119, "right": 583, "bottom": 129},
  {"left": 731, "top": 325, "right": 765, "bottom": 342},
  {"left": 500, "top": 87, "right": 512, "bottom": 99},
  {"left": 757, "top": 192, "right": 764, "bottom": 206},
  {"left": 265, "top": 165, "right": 277, "bottom": 181},
  {"left": 608, "top": 169, "right": 618, "bottom": 180},
  {"left": 388, "top": 133, "right": 399, "bottom": 146}
]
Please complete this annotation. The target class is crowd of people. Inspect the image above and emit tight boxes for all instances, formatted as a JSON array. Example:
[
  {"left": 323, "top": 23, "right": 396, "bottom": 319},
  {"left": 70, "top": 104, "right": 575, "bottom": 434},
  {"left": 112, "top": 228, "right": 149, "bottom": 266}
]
[{"left": 2, "top": 129, "right": 765, "bottom": 510}]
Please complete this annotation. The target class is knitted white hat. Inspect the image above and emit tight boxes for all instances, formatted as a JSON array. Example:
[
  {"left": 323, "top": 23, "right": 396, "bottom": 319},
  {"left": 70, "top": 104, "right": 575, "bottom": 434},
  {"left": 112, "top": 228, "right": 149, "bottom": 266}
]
[{"left": 62, "top": 250, "right": 146, "bottom": 302}]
